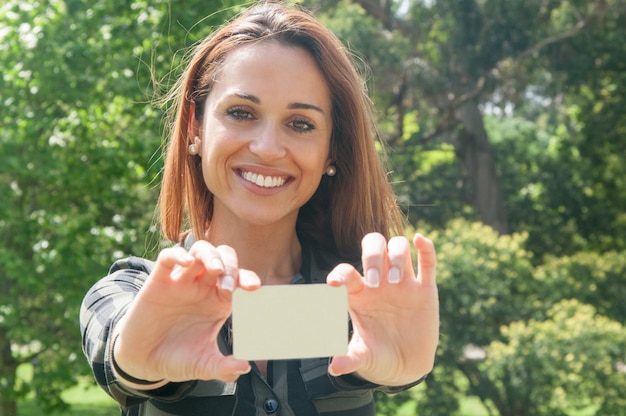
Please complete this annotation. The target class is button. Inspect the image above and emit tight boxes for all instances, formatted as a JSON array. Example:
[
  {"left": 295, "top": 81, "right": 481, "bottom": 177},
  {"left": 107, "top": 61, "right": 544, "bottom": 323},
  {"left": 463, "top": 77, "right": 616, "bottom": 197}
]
[{"left": 263, "top": 398, "right": 279, "bottom": 413}]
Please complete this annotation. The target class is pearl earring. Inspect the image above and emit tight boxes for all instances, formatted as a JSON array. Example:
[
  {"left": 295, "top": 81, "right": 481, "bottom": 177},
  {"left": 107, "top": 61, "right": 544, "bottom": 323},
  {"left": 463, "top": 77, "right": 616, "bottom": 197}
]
[
  {"left": 188, "top": 138, "right": 199, "bottom": 155},
  {"left": 326, "top": 165, "right": 336, "bottom": 176}
]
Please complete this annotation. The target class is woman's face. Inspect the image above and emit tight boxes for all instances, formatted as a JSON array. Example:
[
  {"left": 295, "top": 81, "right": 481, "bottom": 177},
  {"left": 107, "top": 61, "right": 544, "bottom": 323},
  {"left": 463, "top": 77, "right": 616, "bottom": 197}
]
[{"left": 196, "top": 41, "right": 333, "bottom": 228}]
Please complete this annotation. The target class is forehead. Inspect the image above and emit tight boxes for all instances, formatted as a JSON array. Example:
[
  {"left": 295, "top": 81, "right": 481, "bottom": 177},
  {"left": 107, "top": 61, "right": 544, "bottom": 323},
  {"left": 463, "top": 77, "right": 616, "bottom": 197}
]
[{"left": 209, "top": 41, "right": 331, "bottom": 109}]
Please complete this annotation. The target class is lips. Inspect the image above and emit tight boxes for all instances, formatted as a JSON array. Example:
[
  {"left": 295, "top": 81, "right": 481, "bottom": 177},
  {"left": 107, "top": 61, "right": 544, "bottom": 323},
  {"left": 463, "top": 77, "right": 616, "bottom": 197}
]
[{"left": 240, "top": 170, "right": 288, "bottom": 188}]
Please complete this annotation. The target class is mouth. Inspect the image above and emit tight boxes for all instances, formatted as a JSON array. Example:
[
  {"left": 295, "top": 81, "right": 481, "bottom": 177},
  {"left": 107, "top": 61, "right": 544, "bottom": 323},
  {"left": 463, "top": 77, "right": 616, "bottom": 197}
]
[{"left": 240, "top": 170, "right": 288, "bottom": 188}]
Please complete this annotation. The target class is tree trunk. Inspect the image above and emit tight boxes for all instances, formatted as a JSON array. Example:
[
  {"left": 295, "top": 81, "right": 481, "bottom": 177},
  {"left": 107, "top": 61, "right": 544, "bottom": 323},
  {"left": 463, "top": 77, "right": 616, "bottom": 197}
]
[
  {"left": 454, "top": 100, "right": 509, "bottom": 234},
  {"left": 0, "top": 400, "right": 17, "bottom": 416},
  {"left": 0, "top": 327, "right": 18, "bottom": 416}
]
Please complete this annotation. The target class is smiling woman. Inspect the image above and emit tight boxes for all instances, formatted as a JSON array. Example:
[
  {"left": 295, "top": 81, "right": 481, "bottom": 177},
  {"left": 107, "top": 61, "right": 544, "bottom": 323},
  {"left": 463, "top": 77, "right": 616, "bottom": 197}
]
[
  {"left": 79, "top": 2, "right": 439, "bottom": 416},
  {"left": 196, "top": 41, "right": 333, "bottom": 231}
]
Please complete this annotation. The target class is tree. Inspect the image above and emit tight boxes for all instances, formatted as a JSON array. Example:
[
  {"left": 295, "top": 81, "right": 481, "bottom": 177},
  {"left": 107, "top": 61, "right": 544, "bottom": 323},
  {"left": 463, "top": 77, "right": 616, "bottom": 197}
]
[
  {"left": 417, "top": 220, "right": 626, "bottom": 416},
  {"left": 0, "top": 0, "right": 241, "bottom": 414},
  {"left": 484, "top": 300, "right": 626, "bottom": 415},
  {"left": 309, "top": 0, "right": 620, "bottom": 237}
]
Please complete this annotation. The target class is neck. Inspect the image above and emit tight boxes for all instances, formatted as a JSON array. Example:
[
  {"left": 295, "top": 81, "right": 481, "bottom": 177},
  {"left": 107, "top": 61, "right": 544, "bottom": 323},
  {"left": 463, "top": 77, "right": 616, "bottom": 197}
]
[{"left": 206, "top": 220, "right": 302, "bottom": 286}]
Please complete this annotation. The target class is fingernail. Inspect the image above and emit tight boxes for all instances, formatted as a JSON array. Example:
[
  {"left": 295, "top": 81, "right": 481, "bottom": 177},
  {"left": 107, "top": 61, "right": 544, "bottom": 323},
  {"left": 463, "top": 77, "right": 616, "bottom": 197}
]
[
  {"left": 220, "top": 275, "right": 235, "bottom": 291},
  {"left": 181, "top": 253, "right": 195, "bottom": 262},
  {"left": 239, "top": 271, "right": 260, "bottom": 288},
  {"left": 388, "top": 267, "right": 401, "bottom": 284},
  {"left": 171, "top": 265, "right": 184, "bottom": 281},
  {"left": 366, "top": 269, "right": 380, "bottom": 288},
  {"left": 327, "top": 272, "right": 343, "bottom": 285},
  {"left": 211, "top": 258, "right": 225, "bottom": 272}
]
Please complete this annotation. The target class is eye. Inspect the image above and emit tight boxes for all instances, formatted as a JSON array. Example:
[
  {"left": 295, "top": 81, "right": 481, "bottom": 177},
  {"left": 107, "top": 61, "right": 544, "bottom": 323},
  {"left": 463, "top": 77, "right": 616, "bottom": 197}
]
[
  {"left": 289, "top": 117, "right": 316, "bottom": 133},
  {"left": 226, "top": 106, "right": 255, "bottom": 121}
]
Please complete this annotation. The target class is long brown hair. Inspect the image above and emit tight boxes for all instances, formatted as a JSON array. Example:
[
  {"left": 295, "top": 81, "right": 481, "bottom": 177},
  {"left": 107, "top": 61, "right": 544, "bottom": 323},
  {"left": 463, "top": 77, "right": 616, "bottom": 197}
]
[{"left": 159, "top": 1, "right": 404, "bottom": 259}]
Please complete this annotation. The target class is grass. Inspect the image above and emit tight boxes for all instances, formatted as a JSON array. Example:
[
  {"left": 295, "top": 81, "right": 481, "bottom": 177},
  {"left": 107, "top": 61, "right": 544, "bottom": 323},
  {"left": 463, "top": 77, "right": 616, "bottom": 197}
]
[
  {"left": 16, "top": 363, "right": 119, "bottom": 416},
  {"left": 395, "top": 391, "right": 490, "bottom": 416},
  {"left": 18, "top": 381, "right": 119, "bottom": 415}
]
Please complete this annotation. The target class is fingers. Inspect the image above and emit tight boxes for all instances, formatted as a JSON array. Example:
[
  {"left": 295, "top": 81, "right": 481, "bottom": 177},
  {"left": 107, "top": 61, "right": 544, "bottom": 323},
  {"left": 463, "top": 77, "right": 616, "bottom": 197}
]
[
  {"left": 356, "top": 232, "right": 437, "bottom": 287},
  {"left": 327, "top": 263, "right": 365, "bottom": 294},
  {"left": 151, "top": 247, "right": 196, "bottom": 284},
  {"left": 413, "top": 233, "right": 437, "bottom": 287},
  {"left": 387, "top": 236, "right": 412, "bottom": 285},
  {"left": 361, "top": 233, "right": 387, "bottom": 288},
  {"left": 153, "top": 241, "right": 245, "bottom": 292},
  {"left": 186, "top": 241, "right": 229, "bottom": 288},
  {"left": 153, "top": 246, "right": 195, "bottom": 271},
  {"left": 215, "top": 245, "right": 237, "bottom": 291},
  {"left": 361, "top": 233, "right": 414, "bottom": 287}
]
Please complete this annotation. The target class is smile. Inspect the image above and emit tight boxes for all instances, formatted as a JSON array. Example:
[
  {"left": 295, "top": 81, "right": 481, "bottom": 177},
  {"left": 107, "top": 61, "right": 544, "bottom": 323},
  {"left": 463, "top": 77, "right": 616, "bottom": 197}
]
[{"left": 241, "top": 171, "right": 287, "bottom": 188}]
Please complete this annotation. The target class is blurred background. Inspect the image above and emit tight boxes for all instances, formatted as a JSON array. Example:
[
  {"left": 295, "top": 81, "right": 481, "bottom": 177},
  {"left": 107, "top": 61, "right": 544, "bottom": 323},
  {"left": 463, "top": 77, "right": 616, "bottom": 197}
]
[{"left": 1, "top": 0, "right": 624, "bottom": 415}]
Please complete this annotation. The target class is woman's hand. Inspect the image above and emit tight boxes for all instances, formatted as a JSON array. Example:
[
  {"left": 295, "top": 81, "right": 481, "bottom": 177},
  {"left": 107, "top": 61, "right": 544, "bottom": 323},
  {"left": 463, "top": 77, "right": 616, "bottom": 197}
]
[
  {"left": 327, "top": 233, "right": 439, "bottom": 386},
  {"left": 111, "top": 241, "right": 259, "bottom": 387}
]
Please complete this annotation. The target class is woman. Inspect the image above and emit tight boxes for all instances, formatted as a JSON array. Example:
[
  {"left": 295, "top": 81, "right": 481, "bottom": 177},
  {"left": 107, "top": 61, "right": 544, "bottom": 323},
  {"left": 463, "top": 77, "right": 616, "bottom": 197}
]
[{"left": 80, "top": 2, "right": 439, "bottom": 415}]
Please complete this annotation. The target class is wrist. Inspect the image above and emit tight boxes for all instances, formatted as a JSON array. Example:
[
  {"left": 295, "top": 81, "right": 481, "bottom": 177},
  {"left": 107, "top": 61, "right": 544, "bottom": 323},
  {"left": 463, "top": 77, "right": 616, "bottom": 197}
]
[{"left": 111, "top": 334, "right": 168, "bottom": 390}]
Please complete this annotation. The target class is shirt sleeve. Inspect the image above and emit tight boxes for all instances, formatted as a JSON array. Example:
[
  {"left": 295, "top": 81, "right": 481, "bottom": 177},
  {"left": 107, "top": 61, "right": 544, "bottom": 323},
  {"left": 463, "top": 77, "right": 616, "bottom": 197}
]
[{"left": 79, "top": 257, "right": 196, "bottom": 408}]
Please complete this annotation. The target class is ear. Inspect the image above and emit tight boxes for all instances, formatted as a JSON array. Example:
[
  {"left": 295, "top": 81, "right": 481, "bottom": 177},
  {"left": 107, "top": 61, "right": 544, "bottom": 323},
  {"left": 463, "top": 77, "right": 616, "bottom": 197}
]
[
  {"left": 187, "top": 102, "right": 204, "bottom": 156},
  {"left": 188, "top": 102, "right": 200, "bottom": 136}
]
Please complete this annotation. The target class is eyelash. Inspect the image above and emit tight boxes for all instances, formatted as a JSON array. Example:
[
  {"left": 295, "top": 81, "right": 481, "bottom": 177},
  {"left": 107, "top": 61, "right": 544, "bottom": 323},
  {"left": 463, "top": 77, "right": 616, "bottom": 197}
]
[
  {"left": 225, "top": 107, "right": 316, "bottom": 133},
  {"left": 289, "top": 118, "right": 316, "bottom": 133},
  {"left": 226, "top": 107, "right": 254, "bottom": 121}
]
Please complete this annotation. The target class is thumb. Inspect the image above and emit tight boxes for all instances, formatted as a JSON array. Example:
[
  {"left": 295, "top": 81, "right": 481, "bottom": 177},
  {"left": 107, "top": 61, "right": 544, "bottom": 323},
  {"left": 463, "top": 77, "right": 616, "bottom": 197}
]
[
  {"left": 198, "top": 355, "right": 251, "bottom": 383},
  {"left": 328, "top": 354, "right": 361, "bottom": 378}
]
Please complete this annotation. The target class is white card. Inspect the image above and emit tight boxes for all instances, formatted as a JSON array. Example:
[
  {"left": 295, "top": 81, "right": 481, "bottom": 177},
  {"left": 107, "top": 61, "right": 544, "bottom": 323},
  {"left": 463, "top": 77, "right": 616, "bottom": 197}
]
[{"left": 232, "top": 284, "right": 348, "bottom": 360}]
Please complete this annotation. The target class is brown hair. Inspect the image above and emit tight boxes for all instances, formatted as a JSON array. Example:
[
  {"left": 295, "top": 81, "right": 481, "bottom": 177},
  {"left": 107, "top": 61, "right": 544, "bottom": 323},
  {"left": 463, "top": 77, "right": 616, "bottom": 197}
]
[{"left": 159, "top": 1, "right": 404, "bottom": 259}]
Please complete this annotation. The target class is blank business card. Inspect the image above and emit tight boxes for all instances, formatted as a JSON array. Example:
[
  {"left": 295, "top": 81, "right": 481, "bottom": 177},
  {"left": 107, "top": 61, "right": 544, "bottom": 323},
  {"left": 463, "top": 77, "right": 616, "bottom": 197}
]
[{"left": 232, "top": 284, "right": 348, "bottom": 360}]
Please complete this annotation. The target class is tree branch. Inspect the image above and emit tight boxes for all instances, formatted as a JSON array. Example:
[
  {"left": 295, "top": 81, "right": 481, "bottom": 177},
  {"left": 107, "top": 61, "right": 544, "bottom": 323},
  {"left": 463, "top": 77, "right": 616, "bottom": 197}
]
[
  {"left": 424, "top": 0, "right": 610, "bottom": 141},
  {"left": 515, "top": 0, "right": 608, "bottom": 62},
  {"left": 353, "top": 0, "right": 611, "bottom": 144},
  {"left": 351, "top": 0, "right": 423, "bottom": 38},
  {"left": 17, "top": 349, "right": 45, "bottom": 365}
]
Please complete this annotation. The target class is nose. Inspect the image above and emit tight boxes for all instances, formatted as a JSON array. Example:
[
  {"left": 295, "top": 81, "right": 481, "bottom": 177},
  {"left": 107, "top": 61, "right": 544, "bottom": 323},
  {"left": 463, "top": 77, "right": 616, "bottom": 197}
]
[{"left": 248, "top": 121, "right": 287, "bottom": 160}]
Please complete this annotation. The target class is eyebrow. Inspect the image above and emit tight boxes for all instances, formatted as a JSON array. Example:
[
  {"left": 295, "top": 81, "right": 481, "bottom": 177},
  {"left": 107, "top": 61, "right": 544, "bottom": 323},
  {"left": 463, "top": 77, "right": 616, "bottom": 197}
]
[{"left": 233, "top": 92, "right": 326, "bottom": 115}]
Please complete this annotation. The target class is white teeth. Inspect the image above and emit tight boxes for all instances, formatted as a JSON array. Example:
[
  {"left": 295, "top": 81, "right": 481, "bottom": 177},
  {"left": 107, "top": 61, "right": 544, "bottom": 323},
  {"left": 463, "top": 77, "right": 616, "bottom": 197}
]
[{"left": 242, "top": 171, "right": 286, "bottom": 188}]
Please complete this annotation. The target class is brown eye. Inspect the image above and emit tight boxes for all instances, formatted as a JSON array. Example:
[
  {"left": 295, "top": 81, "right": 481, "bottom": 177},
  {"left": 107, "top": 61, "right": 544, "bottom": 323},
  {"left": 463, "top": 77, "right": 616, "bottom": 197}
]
[
  {"left": 226, "top": 107, "right": 255, "bottom": 120},
  {"left": 289, "top": 118, "right": 315, "bottom": 133}
]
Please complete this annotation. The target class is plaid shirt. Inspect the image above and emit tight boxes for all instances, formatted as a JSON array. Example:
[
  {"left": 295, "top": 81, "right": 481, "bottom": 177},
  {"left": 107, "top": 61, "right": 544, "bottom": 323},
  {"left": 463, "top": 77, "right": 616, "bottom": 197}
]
[{"left": 80, "top": 239, "right": 423, "bottom": 415}]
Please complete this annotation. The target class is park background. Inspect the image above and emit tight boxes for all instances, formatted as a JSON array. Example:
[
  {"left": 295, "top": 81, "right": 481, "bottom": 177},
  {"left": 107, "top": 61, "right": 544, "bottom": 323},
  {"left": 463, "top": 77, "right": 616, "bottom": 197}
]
[{"left": 1, "top": 0, "right": 625, "bottom": 415}]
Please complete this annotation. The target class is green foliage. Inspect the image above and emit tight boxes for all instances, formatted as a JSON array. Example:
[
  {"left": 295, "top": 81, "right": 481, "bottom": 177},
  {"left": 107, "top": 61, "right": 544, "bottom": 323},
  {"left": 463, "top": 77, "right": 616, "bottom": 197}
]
[
  {"left": 485, "top": 114, "right": 590, "bottom": 258},
  {"left": 414, "top": 366, "right": 462, "bottom": 416},
  {"left": 0, "top": 0, "right": 241, "bottom": 412},
  {"left": 400, "top": 219, "right": 541, "bottom": 414},
  {"left": 485, "top": 104, "right": 626, "bottom": 258},
  {"left": 315, "top": 0, "right": 626, "bottom": 255},
  {"left": 542, "top": 7, "right": 626, "bottom": 254},
  {"left": 392, "top": 140, "right": 474, "bottom": 230},
  {"left": 484, "top": 300, "right": 626, "bottom": 415},
  {"left": 431, "top": 219, "right": 539, "bottom": 349},
  {"left": 421, "top": 219, "right": 626, "bottom": 416},
  {"left": 536, "top": 251, "right": 626, "bottom": 324},
  {"left": 374, "top": 390, "right": 413, "bottom": 416}
]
